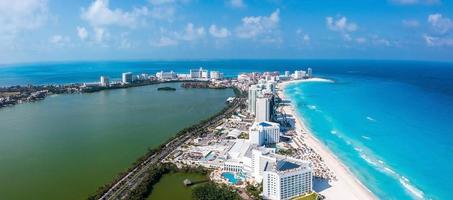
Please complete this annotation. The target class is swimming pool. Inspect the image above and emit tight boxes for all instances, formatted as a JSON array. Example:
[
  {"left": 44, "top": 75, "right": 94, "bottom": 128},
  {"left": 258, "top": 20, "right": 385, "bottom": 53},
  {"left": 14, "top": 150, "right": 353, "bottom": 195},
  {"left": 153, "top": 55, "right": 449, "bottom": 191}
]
[{"left": 221, "top": 172, "right": 240, "bottom": 184}]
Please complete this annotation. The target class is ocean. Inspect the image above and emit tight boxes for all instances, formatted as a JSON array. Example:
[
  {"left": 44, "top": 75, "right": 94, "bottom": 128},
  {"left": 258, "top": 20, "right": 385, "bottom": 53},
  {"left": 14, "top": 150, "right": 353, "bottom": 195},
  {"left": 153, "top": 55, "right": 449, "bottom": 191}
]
[{"left": 1, "top": 60, "right": 452, "bottom": 199}]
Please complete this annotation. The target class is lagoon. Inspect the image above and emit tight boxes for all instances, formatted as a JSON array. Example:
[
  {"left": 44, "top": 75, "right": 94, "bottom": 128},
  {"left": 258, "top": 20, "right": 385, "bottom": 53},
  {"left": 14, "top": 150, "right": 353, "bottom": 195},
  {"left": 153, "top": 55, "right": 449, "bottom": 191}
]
[
  {"left": 146, "top": 172, "right": 207, "bottom": 200},
  {"left": 0, "top": 82, "right": 233, "bottom": 200}
]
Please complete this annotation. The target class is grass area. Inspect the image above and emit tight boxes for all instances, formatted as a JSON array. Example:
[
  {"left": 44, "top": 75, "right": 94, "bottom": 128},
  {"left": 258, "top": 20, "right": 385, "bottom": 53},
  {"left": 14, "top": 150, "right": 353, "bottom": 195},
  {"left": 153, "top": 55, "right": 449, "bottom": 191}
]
[{"left": 292, "top": 192, "right": 318, "bottom": 200}]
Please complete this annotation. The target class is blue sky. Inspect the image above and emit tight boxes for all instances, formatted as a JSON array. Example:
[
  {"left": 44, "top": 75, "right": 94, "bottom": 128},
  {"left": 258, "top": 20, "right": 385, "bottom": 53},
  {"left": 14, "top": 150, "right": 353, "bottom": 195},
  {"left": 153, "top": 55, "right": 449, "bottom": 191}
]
[{"left": 1, "top": 0, "right": 453, "bottom": 63}]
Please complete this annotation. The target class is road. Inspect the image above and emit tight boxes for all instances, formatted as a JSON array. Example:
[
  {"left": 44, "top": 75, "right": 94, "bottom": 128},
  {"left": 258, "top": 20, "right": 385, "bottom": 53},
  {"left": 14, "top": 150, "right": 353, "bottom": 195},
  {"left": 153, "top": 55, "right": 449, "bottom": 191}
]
[{"left": 99, "top": 97, "right": 244, "bottom": 200}]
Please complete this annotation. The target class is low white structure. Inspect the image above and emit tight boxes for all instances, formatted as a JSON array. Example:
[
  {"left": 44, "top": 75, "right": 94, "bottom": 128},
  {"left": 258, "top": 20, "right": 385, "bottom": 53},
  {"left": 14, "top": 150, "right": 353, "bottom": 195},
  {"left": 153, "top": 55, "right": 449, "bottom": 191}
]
[
  {"left": 190, "top": 67, "right": 209, "bottom": 79},
  {"left": 156, "top": 70, "right": 177, "bottom": 80},
  {"left": 210, "top": 71, "right": 224, "bottom": 80},
  {"left": 249, "top": 121, "right": 280, "bottom": 146},
  {"left": 293, "top": 70, "right": 306, "bottom": 80}
]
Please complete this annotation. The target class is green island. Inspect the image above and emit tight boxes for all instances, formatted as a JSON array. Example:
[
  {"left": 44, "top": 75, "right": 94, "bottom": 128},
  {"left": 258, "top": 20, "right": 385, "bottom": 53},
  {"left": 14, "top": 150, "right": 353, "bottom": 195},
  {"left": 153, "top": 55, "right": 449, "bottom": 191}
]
[{"left": 157, "top": 87, "right": 177, "bottom": 91}]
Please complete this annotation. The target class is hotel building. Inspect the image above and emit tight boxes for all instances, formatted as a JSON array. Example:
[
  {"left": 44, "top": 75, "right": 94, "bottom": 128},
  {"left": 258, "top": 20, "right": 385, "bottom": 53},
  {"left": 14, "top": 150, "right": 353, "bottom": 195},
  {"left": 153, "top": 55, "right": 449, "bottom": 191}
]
[
  {"left": 122, "top": 72, "right": 133, "bottom": 84},
  {"left": 249, "top": 121, "right": 280, "bottom": 146},
  {"left": 256, "top": 95, "right": 273, "bottom": 122},
  {"left": 210, "top": 71, "right": 224, "bottom": 80},
  {"left": 252, "top": 150, "right": 313, "bottom": 200},
  {"left": 190, "top": 67, "right": 209, "bottom": 79},
  {"left": 100, "top": 76, "right": 109, "bottom": 87}
]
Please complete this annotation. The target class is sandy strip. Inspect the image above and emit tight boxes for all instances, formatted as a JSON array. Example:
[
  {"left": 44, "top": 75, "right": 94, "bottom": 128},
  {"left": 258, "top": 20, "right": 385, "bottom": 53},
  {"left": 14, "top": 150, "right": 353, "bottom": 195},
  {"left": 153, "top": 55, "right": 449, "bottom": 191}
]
[{"left": 278, "top": 79, "right": 377, "bottom": 200}]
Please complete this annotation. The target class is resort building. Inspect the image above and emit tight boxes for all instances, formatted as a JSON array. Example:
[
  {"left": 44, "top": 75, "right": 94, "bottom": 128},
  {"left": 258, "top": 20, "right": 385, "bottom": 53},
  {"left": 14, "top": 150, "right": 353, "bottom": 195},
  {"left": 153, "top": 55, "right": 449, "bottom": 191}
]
[
  {"left": 190, "top": 67, "right": 209, "bottom": 79},
  {"left": 248, "top": 85, "right": 259, "bottom": 114},
  {"left": 210, "top": 71, "right": 224, "bottom": 80},
  {"left": 249, "top": 121, "right": 280, "bottom": 146},
  {"left": 252, "top": 150, "right": 313, "bottom": 200},
  {"left": 256, "top": 95, "right": 272, "bottom": 122},
  {"left": 294, "top": 70, "right": 306, "bottom": 80},
  {"left": 307, "top": 68, "right": 313, "bottom": 78},
  {"left": 100, "top": 76, "right": 109, "bottom": 87},
  {"left": 122, "top": 72, "right": 133, "bottom": 84},
  {"left": 156, "top": 70, "right": 177, "bottom": 80}
]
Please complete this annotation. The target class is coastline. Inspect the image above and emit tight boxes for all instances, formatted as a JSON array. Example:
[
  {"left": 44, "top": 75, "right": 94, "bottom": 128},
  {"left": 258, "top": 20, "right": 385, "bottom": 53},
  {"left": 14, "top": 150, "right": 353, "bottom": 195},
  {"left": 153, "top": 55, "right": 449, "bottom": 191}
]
[{"left": 278, "top": 78, "right": 376, "bottom": 200}]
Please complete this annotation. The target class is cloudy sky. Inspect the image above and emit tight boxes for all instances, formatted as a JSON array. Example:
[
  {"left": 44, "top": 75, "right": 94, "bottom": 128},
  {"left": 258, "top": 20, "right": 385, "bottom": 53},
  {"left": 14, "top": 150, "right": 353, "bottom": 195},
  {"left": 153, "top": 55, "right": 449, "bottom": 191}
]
[{"left": 1, "top": 0, "right": 453, "bottom": 63}]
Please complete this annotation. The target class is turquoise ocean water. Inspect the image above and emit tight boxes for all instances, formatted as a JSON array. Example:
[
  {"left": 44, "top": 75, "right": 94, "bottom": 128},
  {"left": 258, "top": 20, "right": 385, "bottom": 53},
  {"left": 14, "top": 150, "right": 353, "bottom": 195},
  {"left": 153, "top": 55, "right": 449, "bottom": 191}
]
[
  {"left": 285, "top": 75, "right": 452, "bottom": 200},
  {"left": 1, "top": 60, "right": 452, "bottom": 199}
]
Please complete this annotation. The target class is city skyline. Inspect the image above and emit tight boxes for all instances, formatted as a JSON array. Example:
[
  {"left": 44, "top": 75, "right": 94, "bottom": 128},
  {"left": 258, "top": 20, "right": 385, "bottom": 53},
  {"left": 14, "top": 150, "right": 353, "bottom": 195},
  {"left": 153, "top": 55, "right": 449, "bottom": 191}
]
[{"left": 1, "top": 0, "right": 453, "bottom": 64}]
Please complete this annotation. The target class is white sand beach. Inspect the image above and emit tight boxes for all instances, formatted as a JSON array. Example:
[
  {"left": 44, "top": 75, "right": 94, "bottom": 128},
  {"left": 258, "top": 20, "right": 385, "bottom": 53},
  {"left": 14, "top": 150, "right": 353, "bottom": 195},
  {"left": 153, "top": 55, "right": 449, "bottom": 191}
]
[{"left": 278, "top": 79, "right": 377, "bottom": 200}]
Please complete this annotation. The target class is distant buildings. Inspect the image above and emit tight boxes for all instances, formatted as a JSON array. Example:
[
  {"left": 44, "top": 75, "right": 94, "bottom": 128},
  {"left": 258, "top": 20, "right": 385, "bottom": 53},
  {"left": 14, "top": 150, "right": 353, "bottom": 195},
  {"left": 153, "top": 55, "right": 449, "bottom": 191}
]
[
  {"left": 156, "top": 70, "right": 177, "bottom": 80},
  {"left": 307, "top": 68, "right": 313, "bottom": 78},
  {"left": 249, "top": 121, "right": 280, "bottom": 146},
  {"left": 294, "top": 70, "right": 306, "bottom": 80},
  {"left": 248, "top": 80, "right": 275, "bottom": 121},
  {"left": 100, "top": 76, "right": 110, "bottom": 87},
  {"left": 210, "top": 71, "right": 224, "bottom": 80},
  {"left": 190, "top": 67, "right": 209, "bottom": 79},
  {"left": 122, "top": 72, "right": 133, "bottom": 84}
]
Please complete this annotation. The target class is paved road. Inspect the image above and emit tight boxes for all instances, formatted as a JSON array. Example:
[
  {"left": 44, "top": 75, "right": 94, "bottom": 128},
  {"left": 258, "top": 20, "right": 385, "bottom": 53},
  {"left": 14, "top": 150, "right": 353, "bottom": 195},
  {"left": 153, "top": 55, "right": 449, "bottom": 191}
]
[{"left": 99, "top": 98, "right": 244, "bottom": 200}]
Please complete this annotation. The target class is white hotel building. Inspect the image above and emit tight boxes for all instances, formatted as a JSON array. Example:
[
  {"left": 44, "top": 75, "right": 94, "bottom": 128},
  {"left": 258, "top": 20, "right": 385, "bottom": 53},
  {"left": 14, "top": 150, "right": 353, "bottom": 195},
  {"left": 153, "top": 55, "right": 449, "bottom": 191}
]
[
  {"left": 249, "top": 121, "right": 280, "bottom": 146},
  {"left": 252, "top": 150, "right": 313, "bottom": 200}
]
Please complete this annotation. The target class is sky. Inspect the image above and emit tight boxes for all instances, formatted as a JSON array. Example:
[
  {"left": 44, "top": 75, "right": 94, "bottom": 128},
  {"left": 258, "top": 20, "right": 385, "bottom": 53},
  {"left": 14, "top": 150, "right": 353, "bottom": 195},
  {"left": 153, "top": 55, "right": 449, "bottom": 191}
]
[{"left": 0, "top": 0, "right": 453, "bottom": 64}]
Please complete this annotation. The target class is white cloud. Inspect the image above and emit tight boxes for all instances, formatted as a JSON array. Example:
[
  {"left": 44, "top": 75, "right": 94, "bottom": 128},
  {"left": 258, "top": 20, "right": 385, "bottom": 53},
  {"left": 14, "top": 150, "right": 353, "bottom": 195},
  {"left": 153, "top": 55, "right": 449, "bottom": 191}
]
[
  {"left": 152, "top": 36, "right": 178, "bottom": 47},
  {"left": 81, "top": 0, "right": 149, "bottom": 28},
  {"left": 356, "top": 37, "right": 367, "bottom": 44},
  {"left": 230, "top": 0, "right": 245, "bottom": 8},
  {"left": 178, "top": 23, "right": 206, "bottom": 41},
  {"left": 94, "top": 27, "right": 108, "bottom": 43},
  {"left": 303, "top": 34, "right": 310, "bottom": 43},
  {"left": 390, "top": 0, "right": 440, "bottom": 5},
  {"left": 77, "top": 26, "right": 89, "bottom": 40},
  {"left": 49, "top": 34, "right": 70, "bottom": 45},
  {"left": 326, "top": 16, "right": 358, "bottom": 41},
  {"left": 402, "top": 19, "right": 420, "bottom": 28},
  {"left": 236, "top": 9, "right": 280, "bottom": 39},
  {"left": 0, "top": 0, "right": 48, "bottom": 37},
  {"left": 423, "top": 34, "right": 453, "bottom": 46},
  {"left": 326, "top": 16, "right": 358, "bottom": 32},
  {"left": 428, "top": 13, "right": 453, "bottom": 34},
  {"left": 372, "top": 37, "right": 391, "bottom": 46},
  {"left": 296, "top": 28, "right": 310, "bottom": 44},
  {"left": 209, "top": 25, "right": 231, "bottom": 38}
]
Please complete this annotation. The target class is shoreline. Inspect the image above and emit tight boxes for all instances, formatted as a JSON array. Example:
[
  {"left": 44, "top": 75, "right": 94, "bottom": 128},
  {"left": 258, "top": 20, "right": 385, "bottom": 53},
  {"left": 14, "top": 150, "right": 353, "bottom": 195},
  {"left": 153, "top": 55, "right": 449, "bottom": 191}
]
[{"left": 278, "top": 78, "right": 377, "bottom": 200}]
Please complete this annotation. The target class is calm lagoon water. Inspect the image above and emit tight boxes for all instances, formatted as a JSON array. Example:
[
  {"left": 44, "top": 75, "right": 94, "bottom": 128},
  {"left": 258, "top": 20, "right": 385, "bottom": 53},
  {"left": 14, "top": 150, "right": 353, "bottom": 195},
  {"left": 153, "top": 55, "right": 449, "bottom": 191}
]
[
  {"left": 0, "top": 82, "right": 233, "bottom": 200},
  {"left": 146, "top": 172, "right": 207, "bottom": 200}
]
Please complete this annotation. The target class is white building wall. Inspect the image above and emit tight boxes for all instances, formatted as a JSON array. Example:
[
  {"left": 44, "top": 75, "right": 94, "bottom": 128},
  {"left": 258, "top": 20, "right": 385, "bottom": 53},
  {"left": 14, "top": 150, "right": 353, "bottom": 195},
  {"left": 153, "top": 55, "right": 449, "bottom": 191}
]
[
  {"left": 248, "top": 85, "right": 259, "bottom": 114},
  {"left": 263, "top": 168, "right": 313, "bottom": 200},
  {"left": 256, "top": 97, "right": 271, "bottom": 122}
]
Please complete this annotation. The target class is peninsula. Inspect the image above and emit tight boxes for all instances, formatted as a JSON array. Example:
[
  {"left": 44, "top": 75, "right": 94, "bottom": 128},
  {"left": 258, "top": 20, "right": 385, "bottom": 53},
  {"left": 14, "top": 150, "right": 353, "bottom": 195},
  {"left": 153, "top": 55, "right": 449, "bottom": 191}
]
[{"left": 92, "top": 68, "right": 376, "bottom": 200}]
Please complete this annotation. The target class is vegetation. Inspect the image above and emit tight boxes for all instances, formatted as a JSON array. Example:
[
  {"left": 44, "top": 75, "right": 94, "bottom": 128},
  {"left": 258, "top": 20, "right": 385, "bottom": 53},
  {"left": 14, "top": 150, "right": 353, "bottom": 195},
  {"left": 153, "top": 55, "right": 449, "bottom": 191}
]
[
  {"left": 157, "top": 87, "right": 176, "bottom": 91},
  {"left": 291, "top": 192, "right": 319, "bottom": 200},
  {"left": 277, "top": 148, "right": 295, "bottom": 156},
  {"left": 238, "top": 132, "right": 249, "bottom": 139},
  {"left": 192, "top": 182, "right": 241, "bottom": 200},
  {"left": 246, "top": 183, "right": 262, "bottom": 200},
  {"left": 232, "top": 87, "right": 246, "bottom": 98}
]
